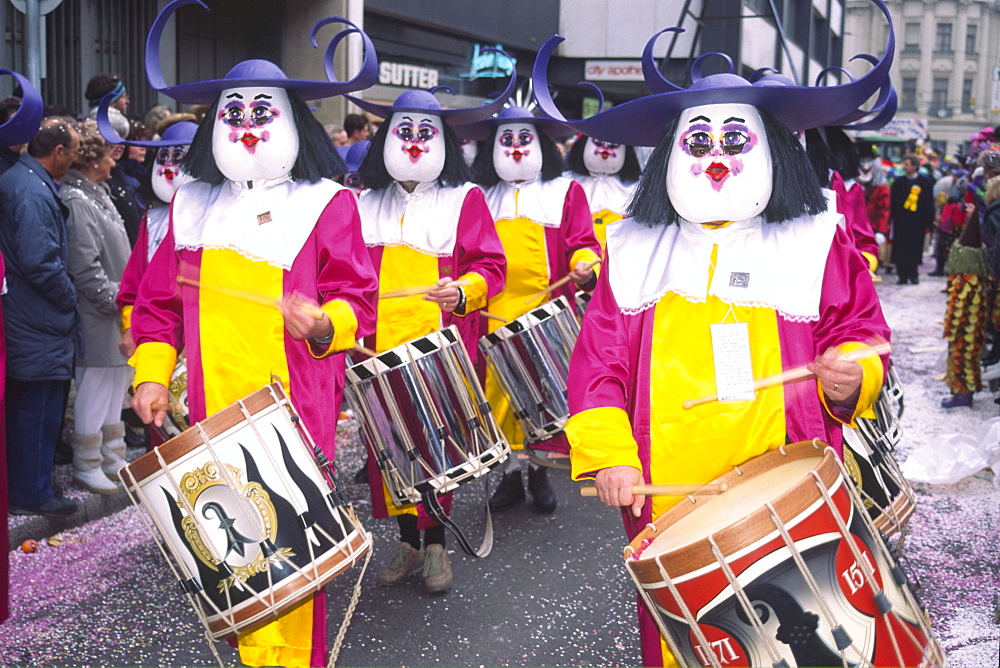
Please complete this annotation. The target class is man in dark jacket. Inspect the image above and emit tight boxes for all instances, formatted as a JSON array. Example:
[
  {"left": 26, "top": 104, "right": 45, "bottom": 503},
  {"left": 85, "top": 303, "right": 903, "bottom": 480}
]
[
  {"left": 0, "top": 120, "right": 81, "bottom": 516},
  {"left": 890, "top": 153, "right": 937, "bottom": 284}
]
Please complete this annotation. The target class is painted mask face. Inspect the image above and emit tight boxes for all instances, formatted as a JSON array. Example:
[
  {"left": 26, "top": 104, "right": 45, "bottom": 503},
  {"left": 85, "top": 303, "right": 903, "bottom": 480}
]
[
  {"left": 493, "top": 122, "right": 542, "bottom": 183},
  {"left": 212, "top": 86, "right": 299, "bottom": 183},
  {"left": 583, "top": 137, "right": 625, "bottom": 175},
  {"left": 383, "top": 111, "right": 446, "bottom": 184},
  {"left": 666, "top": 103, "right": 772, "bottom": 223},
  {"left": 152, "top": 144, "right": 192, "bottom": 203}
]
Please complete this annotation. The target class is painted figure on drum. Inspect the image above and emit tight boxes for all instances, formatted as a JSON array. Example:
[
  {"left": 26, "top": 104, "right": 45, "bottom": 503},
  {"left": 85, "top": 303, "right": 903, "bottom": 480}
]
[
  {"left": 129, "top": 3, "right": 379, "bottom": 666},
  {"left": 532, "top": 1, "right": 896, "bottom": 664},
  {"left": 466, "top": 104, "right": 602, "bottom": 515},
  {"left": 345, "top": 84, "right": 510, "bottom": 594},
  {"left": 566, "top": 134, "right": 642, "bottom": 253}
]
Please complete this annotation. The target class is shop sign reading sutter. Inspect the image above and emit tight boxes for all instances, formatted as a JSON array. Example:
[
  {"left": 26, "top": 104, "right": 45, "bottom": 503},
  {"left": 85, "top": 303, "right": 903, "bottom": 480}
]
[
  {"left": 379, "top": 62, "right": 440, "bottom": 89},
  {"left": 584, "top": 61, "right": 644, "bottom": 82}
]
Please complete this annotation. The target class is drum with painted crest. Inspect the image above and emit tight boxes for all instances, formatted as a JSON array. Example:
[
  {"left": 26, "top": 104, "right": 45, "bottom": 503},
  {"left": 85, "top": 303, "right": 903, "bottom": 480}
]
[
  {"left": 478, "top": 296, "right": 580, "bottom": 442},
  {"left": 625, "top": 440, "right": 943, "bottom": 667},
  {"left": 119, "top": 383, "right": 371, "bottom": 641},
  {"left": 344, "top": 325, "right": 509, "bottom": 508}
]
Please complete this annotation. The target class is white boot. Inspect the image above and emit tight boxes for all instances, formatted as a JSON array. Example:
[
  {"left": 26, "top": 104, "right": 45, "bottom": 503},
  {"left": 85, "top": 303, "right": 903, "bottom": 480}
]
[
  {"left": 72, "top": 432, "right": 119, "bottom": 494},
  {"left": 100, "top": 422, "right": 127, "bottom": 480}
]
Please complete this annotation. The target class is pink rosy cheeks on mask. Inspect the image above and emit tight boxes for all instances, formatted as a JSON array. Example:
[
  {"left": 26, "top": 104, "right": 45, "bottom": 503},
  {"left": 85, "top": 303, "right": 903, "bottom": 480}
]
[
  {"left": 156, "top": 146, "right": 187, "bottom": 180},
  {"left": 218, "top": 93, "right": 280, "bottom": 153},
  {"left": 499, "top": 129, "right": 534, "bottom": 162},
  {"left": 592, "top": 138, "right": 620, "bottom": 160},
  {"left": 678, "top": 120, "right": 757, "bottom": 191},
  {"left": 393, "top": 120, "right": 439, "bottom": 162}
]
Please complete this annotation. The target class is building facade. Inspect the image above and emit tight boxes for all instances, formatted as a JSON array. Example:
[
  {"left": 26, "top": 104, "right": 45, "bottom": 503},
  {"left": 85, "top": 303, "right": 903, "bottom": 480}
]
[{"left": 845, "top": 0, "right": 1000, "bottom": 158}]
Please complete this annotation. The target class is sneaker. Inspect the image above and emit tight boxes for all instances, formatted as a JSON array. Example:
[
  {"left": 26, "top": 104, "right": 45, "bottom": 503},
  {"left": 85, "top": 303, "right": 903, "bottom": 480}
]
[
  {"left": 422, "top": 544, "right": 453, "bottom": 594},
  {"left": 376, "top": 542, "right": 424, "bottom": 586},
  {"left": 940, "top": 393, "right": 972, "bottom": 409},
  {"left": 9, "top": 496, "right": 80, "bottom": 517}
]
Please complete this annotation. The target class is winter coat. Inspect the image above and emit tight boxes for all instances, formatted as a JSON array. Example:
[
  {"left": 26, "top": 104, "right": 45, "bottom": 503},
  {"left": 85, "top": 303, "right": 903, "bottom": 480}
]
[
  {"left": 60, "top": 169, "right": 131, "bottom": 368},
  {"left": 0, "top": 154, "right": 77, "bottom": 381}
]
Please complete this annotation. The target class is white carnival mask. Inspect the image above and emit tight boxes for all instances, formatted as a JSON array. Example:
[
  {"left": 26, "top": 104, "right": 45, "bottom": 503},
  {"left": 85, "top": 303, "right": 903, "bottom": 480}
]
[
  {"left": 151, "top": 144, "right": 192, "bottom": 203},
  {"left": 212, "top": 86, "right": 299, "bottom": 183},
  {"left": 583, "top": 137, "right": 625, "bottom": 175},
  {"left": 383, "top": 111, "right": 446, "bottom": 184},
  {"left": 666, "top": 103, "right": 772, "bottom": 223},
  {"left": 493, "top": 122, "right": 543, "bottom": 183}
]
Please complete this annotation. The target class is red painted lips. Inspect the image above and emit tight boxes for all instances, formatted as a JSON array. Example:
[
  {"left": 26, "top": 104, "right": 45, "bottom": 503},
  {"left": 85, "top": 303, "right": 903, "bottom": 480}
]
[
  {"left": 406, "top": 145, "right": 423, "bottom": 158},
  {"left": 706, "top": 162, "right": 729, "bottom": 181},
  {"left": 511, "top": 150, "right": 524, "bottom": 161},
  {"left": 240, "top": 133, "right": 261, "bottom": 148}
]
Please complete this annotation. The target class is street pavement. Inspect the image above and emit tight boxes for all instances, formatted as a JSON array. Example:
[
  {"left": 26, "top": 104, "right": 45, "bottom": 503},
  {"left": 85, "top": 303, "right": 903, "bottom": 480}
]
[{"left": 1, "top": 267, "right": 998, "bottom": 666}]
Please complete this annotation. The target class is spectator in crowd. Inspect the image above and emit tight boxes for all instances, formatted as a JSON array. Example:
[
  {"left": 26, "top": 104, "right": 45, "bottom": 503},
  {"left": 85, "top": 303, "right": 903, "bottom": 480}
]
[
  {"left": 99, "top": 109, "right": 145, "bottom": 246},
  {"left": 325, "top": 123, "right": 348, "bottom": 146},
  {"left": 0, "top": 119, "right": 81, "bottom": 516},
  {"left": 890, "top": 153, "right": 937, "bottom": 284},
  {"left": 142, "top": 103, "right": 172, "bottom": 136},
  {"left": 59, "top": 120, "right": 131, "bottom": 493},
  {"left": 84, "top": 73, "right": 129, "bottom": 130},
  {"left": 344, "top": 112, "right": 370, "bottom": 144}
]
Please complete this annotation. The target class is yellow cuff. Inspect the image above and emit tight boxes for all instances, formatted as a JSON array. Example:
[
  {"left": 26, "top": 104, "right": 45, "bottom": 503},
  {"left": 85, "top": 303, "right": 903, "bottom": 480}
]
[
  {"left": 457, "top": 271, "right": 488, "bottom": 314},
  {"left": 861, "top": 251, "right": 878, "bottom": 273},
  {"left": 309, "top": 299, "right": 358, "bottom": 358},
  {"left": 120, "top": 304, "right": 133, "bottom": 331},
  {"left": 817, "top": 341, "right": 885, "bottom": 427},
  {"left": 566, "top": 406, "right": 640, "bottom": 481},
  {"left": 132, "top": 341, "right": 178, "bottom": 390},
  {"left": 570, "top": 247, "right": 602, "bottom": 277}
]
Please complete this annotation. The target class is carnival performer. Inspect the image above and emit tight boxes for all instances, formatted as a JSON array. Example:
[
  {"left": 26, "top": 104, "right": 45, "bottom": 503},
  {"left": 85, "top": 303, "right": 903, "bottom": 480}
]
[
  {"left": 532, "top": 4, "right": 894, "bottom": 662},
  {"left": 565, "top": 134, "right": 642, "bottom": 252},
  {"left": 941, "top": 198, "right": 988, "bottom": 409},
  {"left": 858, "top": 151, "right": 892, "bottom": 269},
  {"left": 345, "top": 86, "right": 509, "bottom": 594},
  {"left": 129, "top": 4, "right": 379, "bottom": 666},
  {"left": 467, "top": 105, "right": 601, "bottom": 515}
]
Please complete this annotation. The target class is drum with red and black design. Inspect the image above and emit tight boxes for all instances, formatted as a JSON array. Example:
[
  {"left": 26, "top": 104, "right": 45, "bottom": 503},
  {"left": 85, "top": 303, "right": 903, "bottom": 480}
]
[{"left": 625, "top": 440, "right": 943, "bottom": 667}]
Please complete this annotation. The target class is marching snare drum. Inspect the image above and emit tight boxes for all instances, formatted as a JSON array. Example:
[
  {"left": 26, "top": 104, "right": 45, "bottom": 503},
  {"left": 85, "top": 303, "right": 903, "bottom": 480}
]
[
  {"left": 843, "top": 424, "right": 915, "bottom": 539},
  {"left": 160, "top": 355, "right": 190, "bottom": 437},
  {"left": 344, "top": 326, "right": 509, "bottom": 508},
  {"left": 478, "top": 296, "right": 580, "bottom": 442},
  {"left": 120, "top": 383, "right": 371, "bottom": 641},
  {"left": 625, "top": 441, "right": 943, "bottom": 668}
]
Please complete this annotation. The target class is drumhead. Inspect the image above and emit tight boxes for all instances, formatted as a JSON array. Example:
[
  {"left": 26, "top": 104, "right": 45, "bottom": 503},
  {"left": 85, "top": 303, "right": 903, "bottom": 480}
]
[
  {"left": 346, "top": 326, "right": 460, "bottom": 383},
  {"left": 643, "top": 456, "right": 822, "bottom": 558},
  {"left": 479, "top": 296, "right": 572, "bottom": 348}
]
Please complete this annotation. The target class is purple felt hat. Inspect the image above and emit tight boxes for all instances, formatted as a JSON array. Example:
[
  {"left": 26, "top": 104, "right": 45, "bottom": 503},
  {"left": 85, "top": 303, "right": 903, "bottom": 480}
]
[
  {"left": 96, "top": 93, "right": 198, "bottom": 147},
  {"left": 0, "top": 68, "right": 43, "bottom": 147},
  {"left": 343, "top": 48, "right": 516, "bottom": 127},
  {"left": 531, "top": 0, "right": 894, "bottom": 146},
  {"left": 145, "top": 0, "right": 376, "bottom": 104},
  {"left": 453, "top": 103, "right": 575, "bottom": 142}
]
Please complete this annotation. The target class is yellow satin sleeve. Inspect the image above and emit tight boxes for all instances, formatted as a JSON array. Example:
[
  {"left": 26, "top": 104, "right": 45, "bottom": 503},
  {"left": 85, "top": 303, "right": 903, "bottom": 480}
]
[
  {"left": 131, "top": 341, "right": 178, "bottom": 389},
  {"left": 308, "top": 298, "right": 359, "bottom": 358},
  {"left": 120, "top": 304, "right": 133, "bottom": 331},
  {"left": 457, "top": 271, "right": 488, "bottom": 314},
  {"left": 861, "top": 251, "right": 878, "bottom": 273},
  {"left": 570, "top": 247, "right": 602, "bottom": 279},
  {"left": 566, "top": 406, "right": 640, "bottom": 481},
  {"left": 817, "top": 341, "right": 885, "bottom": 427}
]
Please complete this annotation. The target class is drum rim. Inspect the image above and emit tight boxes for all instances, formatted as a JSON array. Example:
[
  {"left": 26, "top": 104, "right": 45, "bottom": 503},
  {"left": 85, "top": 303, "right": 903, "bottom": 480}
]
[
  {"left": 122, "top": 382, "right": 289, "bottom": 485},
  {"left": 626, "top": 440, "right": 841, "bottom": 582},
  {"left": 345, "top": 325, "right": 460, "bottom": 379},
  {"left": 479, "top": 295, "right": 574, "bottom": 348}
]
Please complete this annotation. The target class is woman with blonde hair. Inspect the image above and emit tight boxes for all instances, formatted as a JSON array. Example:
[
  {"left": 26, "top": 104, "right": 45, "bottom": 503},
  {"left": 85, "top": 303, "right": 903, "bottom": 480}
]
[{"left": 59, "top": 119, "right": 131, "bottom": 493}]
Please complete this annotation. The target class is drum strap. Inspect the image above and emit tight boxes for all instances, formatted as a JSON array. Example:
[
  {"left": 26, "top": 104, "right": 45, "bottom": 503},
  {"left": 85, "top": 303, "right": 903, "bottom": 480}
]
[{"left": 420, "top": 481, "right": 494, "bottom": 559}]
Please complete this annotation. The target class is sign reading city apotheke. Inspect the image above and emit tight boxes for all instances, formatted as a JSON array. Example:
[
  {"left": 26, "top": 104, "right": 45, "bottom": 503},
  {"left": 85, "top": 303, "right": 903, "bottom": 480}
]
[
  {"left": 584, "top": 60, "right": 644, "bottom": 82},
  {"left": 379, "top": 62, "right": 440, "bottom": 89}
]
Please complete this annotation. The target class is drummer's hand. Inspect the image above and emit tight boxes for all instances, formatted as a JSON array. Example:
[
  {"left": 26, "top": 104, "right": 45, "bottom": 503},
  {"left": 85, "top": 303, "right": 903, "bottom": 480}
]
[
  {"left": 569, "top": 260, "right": 595, "bottom": 287},
  {"left": 132, "top": 382, "right": 169, "bottom": 428},
  {"left": 594, "top": 465, "right": 644, "bottom": 518},
  {"left": 808, "top": 346, "right": 863, "bottom": 407},
  {"left": 118, "top": 328, "right": 136, "bottom": 358},
  {"left": 424, "top": 277, "right": 461, "bottom": 313},
  {"left": 281, "top": 292, "right": 333, "bottom": 341}
]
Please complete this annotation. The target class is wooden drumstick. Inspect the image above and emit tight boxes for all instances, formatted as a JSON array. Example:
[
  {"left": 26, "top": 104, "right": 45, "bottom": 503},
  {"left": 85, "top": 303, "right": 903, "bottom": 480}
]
[
  {"left": 150, "top": 402, "right": 170, "bottom": 411},
  {"left": 682, "top": 341, "right": 892, "bottom": 410},
  {"left": 176, "top": 276, "right": 372, "bottom": 357},
  {"left": 524, "top": 258, "right": 602, "bottom": 304},
  {"left": 580, "top": 483, "right": 728, "bottom": 497},
  {"left": 379, "top": 279, "right": 471, "bottom": 299},
  {"left": 481, "top": 311, "right": 510, "bottom": 323}
]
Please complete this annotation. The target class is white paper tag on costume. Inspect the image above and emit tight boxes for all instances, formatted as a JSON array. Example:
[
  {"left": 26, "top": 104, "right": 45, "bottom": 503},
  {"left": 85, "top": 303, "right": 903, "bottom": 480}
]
[{"left": 710, "top": 322, "right": 755, "bottom": 402}]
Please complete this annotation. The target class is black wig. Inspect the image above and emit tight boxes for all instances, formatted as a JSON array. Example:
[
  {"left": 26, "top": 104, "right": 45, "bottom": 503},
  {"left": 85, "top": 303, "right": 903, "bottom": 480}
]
[
  {"left": 567, "top": 136, "right": 641, "bottom": 184},
  {"left": 626, "top": 108, "right": 826, "bottom": 227},
  {"left": 471, "top": 125, "right": 566, "bottom": 188},
  {"left": 805, "top": 126, "right": 862, "bottom": 187},
  {"left": 357, "top": 118, "right": 472, "bottom": 191},
  {"left": 180, "top": 91, "right": 346, "bottom": 185}
]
